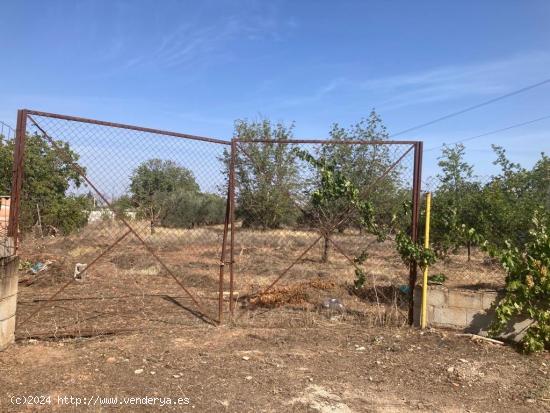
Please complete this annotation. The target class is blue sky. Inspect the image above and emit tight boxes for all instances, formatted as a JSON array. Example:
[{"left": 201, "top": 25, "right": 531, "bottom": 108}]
[{"left": 1, "top": 0, "right": 549, "bottom": 183}]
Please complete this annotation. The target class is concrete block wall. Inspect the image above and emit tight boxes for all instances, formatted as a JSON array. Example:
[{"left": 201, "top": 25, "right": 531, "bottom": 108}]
[
  {"left": 413, "top": 285, "right": 500, "bottom": 332},
  {"left": 0, "top": 253, "right": 18, "bottom": 351}
]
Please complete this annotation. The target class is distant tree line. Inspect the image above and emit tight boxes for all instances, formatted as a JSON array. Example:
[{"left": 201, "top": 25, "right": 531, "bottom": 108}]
[
  {"left": 429, "top": 143, "right": 550, "bottom": 258},
  {"left": 0, "top": 133, "right": 91, "bottom": 235},
  {"left": 1, "top": 111, "right": 547, "bottom": 251}
]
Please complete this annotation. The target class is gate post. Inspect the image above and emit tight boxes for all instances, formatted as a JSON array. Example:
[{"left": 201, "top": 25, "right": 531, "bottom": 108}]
[
  {"left": 408, "top": 141, "right": 423, "bottom": 325},
  {"left": 8, "top": 109, "right": 27, "bottom": 254}
]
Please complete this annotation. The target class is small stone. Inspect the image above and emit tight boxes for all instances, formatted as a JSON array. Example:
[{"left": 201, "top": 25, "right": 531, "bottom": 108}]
[
  {"left": 106, "top": 357, "right": 116, "bottom": 363},
  {"left": 356, "top": 346, "right": 366, "bottom": 351},
  {"left": 150, "top": 371, "right": 156, "bottom": 375},
  {"left": 242, "top": 356, "right": 250, "bottom": 361},
  {"left": 134, "top": 369, "right": 144, "bottom": 374},
  {"left": 526, "top": 399, "right": 536, "bottom": 404},
  {"left": 447, "top": 367, "right": 455, "bottom": 373},
  {"left": 375, "top": 360, "right": 382, "bottom": 365},
  {"left": 245, "top": 376, "right": 253, "bottom": 380},
  {"left": 173, "top": 374, "right": 181, "bottom": 378},
  {"left": 459, "top": 358, "right": 468, "bottom": 363}
]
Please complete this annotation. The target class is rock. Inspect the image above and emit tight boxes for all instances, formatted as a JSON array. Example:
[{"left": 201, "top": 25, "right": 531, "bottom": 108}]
[
  {"left": 134, "top": 369, "right": 144, "bottom": 374},
  {"left": 173, "top": 374, "right": 181, "bottom": 378},
  {"left": 321, "top": 298, "right": 345, "bottom": 312},
  {"left": 526, "top": 399, "right": 536, "bottom": 404},
  {"left": 356, "top": 346, "right": 366, "bottom": 351},
  {"left": 459, "top": 358, "right": 468, "bottom": 363},
  {"left": 245, "top": 376, "right": 253, "bottom": 381},
  {"left": 106, "top": 357, "right": 116, "bottom": 363},
  {"left": 242, "top": 356, "right": 250, "bottom": 361},
  {"left": 447, "top": 367, "right": 455, "bottom": 373}
]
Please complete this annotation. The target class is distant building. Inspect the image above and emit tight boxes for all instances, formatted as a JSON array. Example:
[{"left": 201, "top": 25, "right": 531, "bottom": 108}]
[
  {"left": 0, "top": 196, "right": 10, "bottom": 237},
  {"left": 87, "top": 208, "right": 136, "bottom": 224}
]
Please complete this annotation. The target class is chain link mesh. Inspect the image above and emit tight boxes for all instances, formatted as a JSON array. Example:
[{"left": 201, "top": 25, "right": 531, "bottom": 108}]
[{"left": 15, "top": 113, "right": 230, "bottom": 335}]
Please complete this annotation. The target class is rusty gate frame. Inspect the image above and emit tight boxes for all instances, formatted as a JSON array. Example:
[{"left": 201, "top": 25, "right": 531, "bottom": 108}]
[
  {"left": 228, "top": 138, "right": 423, "bottom": 325},
  {"left": 8, "top": 109, "right": 234, "bottom": 331},
  {"left": 8, "top": 109, "right": 423, "bottom": 331}
]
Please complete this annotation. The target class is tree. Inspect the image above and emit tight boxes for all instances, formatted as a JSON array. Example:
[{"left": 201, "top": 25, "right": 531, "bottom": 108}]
[
  {"left": 0, "top": 133, "right": 90, "bottom": 235},
  {"left": 319, "top": 110, "right": 404, "bottom": 231},
  {"left": 431, "top": 144, "right": 483, "bottom": 259},
  {"left": 221, "top": 119, "right": 301, "bottom": 229},
  {"left": 294, "top": 148, "right": 381, "bottom": 262},
  {"left": 479, "top": 146, "right": 550, "bottom": 249},
  {"left": 129, "top": 159, "right": 225, "bottom": 231},
  {"left": 129, "top": 159, "right": 200, "bottom": 233},
  {"left": 156, "top": 190, "right": 225, "bottom": 228}
]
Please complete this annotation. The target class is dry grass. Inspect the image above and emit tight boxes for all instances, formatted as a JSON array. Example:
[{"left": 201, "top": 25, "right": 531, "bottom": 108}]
[{"left": 14, "top": 220, "right": 505, "bottom": 335}]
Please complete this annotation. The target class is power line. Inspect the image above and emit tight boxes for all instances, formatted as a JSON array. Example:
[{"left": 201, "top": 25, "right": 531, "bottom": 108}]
[
  {"left": 390, "top": 77, "right": 550, "bottom": 138},
  {"left": 425, "top": 114, "right": 550, "bottom": 152},
  {"left": 0, "top": 120, "right": 15, "bottom": 137},
  {"left": 0, "top": 120, "right": 14, "bottom": 131}
]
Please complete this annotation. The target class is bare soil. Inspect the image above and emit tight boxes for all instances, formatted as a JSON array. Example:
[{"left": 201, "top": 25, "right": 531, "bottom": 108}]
[
  {"left": 1, "top": 222, "right": 532, "bottom": 412},
  {"left": 1, "top": 318, "right": 549, "bottom": 412}
]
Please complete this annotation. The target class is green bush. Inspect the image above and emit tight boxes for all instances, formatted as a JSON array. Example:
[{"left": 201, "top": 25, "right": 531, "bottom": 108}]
[{"left": 488, "top": 212, "right": 550, "bottom": 353}]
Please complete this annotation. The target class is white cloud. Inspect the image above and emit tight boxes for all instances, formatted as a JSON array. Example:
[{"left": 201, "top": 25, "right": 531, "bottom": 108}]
[{"left": 361, "top": 52, "right": 550, "bottom": 110}]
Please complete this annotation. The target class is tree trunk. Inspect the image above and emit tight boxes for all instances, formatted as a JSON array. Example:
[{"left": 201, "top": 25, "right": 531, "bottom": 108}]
[
  {"left": 322, "top": 236, "right": 330, "bottom": 263},
  {"left": 467, "top": 241, "right": 471, "bottom": 262}
]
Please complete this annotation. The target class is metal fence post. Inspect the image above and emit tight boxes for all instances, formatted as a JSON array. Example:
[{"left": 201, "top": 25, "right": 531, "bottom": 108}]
[
  {"left": 8, "top": 109, "right": 27, "bottom": 254},
  {"left": 229, "top": 138, "right": 237, "bottom": 319},
  {"left": 408, "top": 141, "right": 423, "bottom": 325}
]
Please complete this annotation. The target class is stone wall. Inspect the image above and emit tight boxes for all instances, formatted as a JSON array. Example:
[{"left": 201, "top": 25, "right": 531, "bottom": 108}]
[
  {"left": 413, "top": 285, "right": 500, "bottom": 333},
  {"left": 0, "top": 254, "right": 18, "bottom": 350}
]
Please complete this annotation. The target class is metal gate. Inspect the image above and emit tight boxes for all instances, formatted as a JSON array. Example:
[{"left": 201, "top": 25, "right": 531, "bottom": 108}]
[
  {"left": 8, "top": 110, "right": 422, "bottom": 338},
  {"left": 9, "top": 110, "right": 232, "bottom": 338}
]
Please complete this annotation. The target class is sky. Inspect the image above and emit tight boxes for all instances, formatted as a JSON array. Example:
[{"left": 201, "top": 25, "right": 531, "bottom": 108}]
[{"left": 1, "top": 0, "right": 549, "bottom": 186}]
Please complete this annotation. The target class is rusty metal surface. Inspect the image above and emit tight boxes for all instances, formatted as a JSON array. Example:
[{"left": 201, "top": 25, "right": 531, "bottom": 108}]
[
  {"left": 11, "top": 108, "right": 423, "bottom": 331},
  {"left": 229, "top": 138, "right": 237, "bottom": 318},
  {"left": 234, "top": 138, "right": 421, "bottom": 145},
  {"left": 8, "top": 110, "right": 27, "bottom": 253},
  {"left": 22, "top": 113, "right": 216, "bottom": 325},
  {"left": 231, "top": 138, "right": 423, "bottom": 322},
  {"left": 24, "top": 109, "right": 230, "bottom": 145},
  {"left": 217, "top": 186, "right": 231, "bottom": 324},
  {"left": 408, "top": 142, "right": 423, "bottom": 325}
]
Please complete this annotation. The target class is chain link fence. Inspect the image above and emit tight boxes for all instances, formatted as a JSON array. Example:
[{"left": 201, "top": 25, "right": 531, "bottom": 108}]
[
  {"left": 230, "top": 139, "right": 421, "bottom": 325},
  {"left": 9, "top": 110, "right": 423, "bottom": 337},
  {"left": 12, "top": 111, "right": 231, "bottom": 337}
]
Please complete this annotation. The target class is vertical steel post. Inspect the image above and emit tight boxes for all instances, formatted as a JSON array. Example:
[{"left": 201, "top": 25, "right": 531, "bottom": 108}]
[
  {"left": 217, "top": 186, "right": 231, "bottom": 324},
  {"left": 229, "top": 139, "right": 237, "bottom": 319},
  {"left": 8, "top": 110, "right": 27, "bottom": 254},
  {"left": 408, "top": 141, "right": 423, "bottom": 325}
]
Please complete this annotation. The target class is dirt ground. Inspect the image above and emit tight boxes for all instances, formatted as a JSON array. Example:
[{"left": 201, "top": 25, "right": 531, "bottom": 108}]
[
  {"left": 1, "top": 222, "right": 532, "bottom": 412},
  {"left": 1, "top": 316, "right": 549, "bottom": 412}
]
